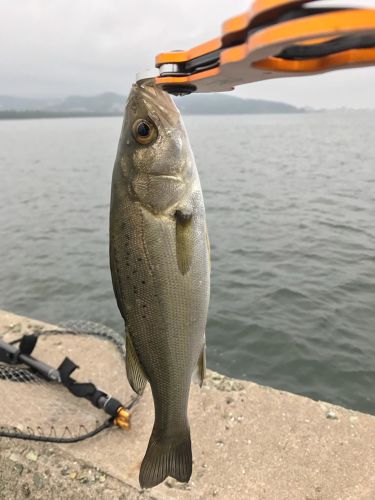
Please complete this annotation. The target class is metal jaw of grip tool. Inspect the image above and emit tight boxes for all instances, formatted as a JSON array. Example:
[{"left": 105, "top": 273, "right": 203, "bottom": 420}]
[{"left": 142, "top": 0, "right": 375, "bottom": 95}]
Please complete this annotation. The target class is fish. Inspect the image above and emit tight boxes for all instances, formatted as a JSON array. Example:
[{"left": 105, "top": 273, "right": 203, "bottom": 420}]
[{"left": 109, "top": 82, "right": 210, "bottom": 488}]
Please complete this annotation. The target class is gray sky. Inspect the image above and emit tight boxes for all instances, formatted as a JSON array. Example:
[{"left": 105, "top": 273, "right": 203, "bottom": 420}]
[{"left": 1, "top": 0, "right": 375, "bottom": 108}]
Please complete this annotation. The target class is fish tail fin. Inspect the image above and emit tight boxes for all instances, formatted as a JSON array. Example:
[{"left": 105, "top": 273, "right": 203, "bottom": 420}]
[{"left": 139, "top": 429, "right": 192, "bottom": 488}]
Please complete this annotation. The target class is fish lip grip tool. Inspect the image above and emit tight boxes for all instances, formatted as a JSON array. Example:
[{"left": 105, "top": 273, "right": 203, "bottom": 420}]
[{"left": 143, "top": 0, "right": 375, "bottom": 95}]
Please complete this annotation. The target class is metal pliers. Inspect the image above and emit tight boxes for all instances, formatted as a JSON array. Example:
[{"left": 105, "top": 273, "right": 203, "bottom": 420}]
[{"left": 137, "top": 0, "right": 375, "bottom": 95}]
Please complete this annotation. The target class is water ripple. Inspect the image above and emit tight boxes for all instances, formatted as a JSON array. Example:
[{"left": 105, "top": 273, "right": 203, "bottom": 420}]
[{"left": 1, "top": 112, "right": 375, "bottom": 414}]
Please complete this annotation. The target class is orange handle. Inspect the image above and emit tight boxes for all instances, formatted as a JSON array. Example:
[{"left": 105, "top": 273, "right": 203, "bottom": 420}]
[{"left": 155, "top": 0, "right": 375, "bottom": 94}]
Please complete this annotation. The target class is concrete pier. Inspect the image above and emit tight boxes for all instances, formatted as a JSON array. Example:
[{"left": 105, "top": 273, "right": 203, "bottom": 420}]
[{"left": 0, "top": 310, "right": 374, "bottom": 500}]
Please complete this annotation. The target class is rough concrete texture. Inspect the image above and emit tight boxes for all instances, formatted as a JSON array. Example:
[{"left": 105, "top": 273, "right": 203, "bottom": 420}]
[{"left": 1, "top": 310, "right": 375, "bottom": 500}]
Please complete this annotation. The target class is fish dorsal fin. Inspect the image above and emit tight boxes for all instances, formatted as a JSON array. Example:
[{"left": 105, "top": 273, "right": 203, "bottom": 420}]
[
  {"left": 192, "top": 344, "right": 206, "bottom": 387},
  {"left": 126, "top": 333, "right": 147, "bottom": 395},
  {"left": 175, "top": 209, "right": 193, "bottom": 275}
]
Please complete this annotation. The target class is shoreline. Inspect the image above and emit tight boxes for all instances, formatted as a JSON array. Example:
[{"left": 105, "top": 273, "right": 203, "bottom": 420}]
[
  {"left": 0, "top": 110, "right": 305, "bottom": 120},
  {"left": 1, "top": 309, "right": 375, "bottom": 499}
]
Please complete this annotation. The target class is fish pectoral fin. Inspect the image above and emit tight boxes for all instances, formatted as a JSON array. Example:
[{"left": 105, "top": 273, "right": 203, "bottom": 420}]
[
  {"left": 175, "top": 209, "right": 193, "bottom": 275},
  {"left": 192, "top": 344, "right": 206, "bottom": 387},
  {"left": 126, "top": 333, "right": 147, "bottom": 395}
]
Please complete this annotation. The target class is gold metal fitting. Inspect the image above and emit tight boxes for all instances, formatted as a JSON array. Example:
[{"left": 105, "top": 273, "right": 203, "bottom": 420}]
[{"left": 114, "top": 407, "right": 130, "bottom": 430}]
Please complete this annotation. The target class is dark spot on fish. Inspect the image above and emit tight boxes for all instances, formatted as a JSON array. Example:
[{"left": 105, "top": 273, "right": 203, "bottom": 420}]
[{"left": 174, "top": 209, "right": 192, "bottom": 223}]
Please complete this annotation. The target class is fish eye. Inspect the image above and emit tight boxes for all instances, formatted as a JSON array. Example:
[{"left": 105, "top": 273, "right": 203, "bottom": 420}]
[
  {"left": 137, "top": 121, "right": 150, "bottom": 137},
  {"left": 132, "top": 119, "right": 157, "bottom": 145}
]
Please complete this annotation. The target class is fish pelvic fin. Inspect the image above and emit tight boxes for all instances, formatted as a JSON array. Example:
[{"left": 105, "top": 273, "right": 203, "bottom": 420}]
[
  {"left": 139, "top": 429, "right": 192, "bottom": 488},
  {"left": 175, "top": 210, "right": 193, "bottom": 275},
  {"left": 126, "top": 333, "right": 147, "bottom": 395}
]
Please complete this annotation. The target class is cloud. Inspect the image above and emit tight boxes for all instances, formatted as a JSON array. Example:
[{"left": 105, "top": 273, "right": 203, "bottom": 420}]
[{"left": 1, "top": 0, "right": 375, "bottom": 108}]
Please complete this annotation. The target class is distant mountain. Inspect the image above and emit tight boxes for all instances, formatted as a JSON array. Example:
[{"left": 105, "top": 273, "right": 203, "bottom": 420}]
[
  {"left": 0, "top": 92, "right": 124, "bottom": 114},
  {"left": 0, "top": 92, "right": 303, "bottom": 119},
  {"left": 0, "top": 96, "right": 60, "bottom": 111},
  {"left": 52, "top": 92, "right": 124, "bottom": 113},
  {"left": 176, "top": 93, "right": 301, "bottom": 114}
]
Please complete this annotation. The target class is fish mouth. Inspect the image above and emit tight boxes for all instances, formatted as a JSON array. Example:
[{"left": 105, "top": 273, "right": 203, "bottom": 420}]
[{"left": 130, "top": 83, "right": 180, "bottom": 128}]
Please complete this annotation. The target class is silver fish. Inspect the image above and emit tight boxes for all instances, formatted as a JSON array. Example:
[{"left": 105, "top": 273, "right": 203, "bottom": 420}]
[{"left": 109, "top": 82, "right": 210, "bottom": 488}]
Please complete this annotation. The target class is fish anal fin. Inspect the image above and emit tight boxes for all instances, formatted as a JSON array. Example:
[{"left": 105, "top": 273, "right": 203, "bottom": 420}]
[
  {"left": 192, "top": 344, "right": 206, "bottom": 387},
  {"left": 175, "top": 210, "right": 193, "bottom": 275},
  {"left": 126, "top": 333, "right": 147, "bottom": 395}
]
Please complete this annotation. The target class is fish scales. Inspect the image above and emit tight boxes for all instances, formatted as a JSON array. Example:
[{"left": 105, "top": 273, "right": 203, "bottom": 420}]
[{"left": 109, "top": 83, "right": 210, "bottom": 488}]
